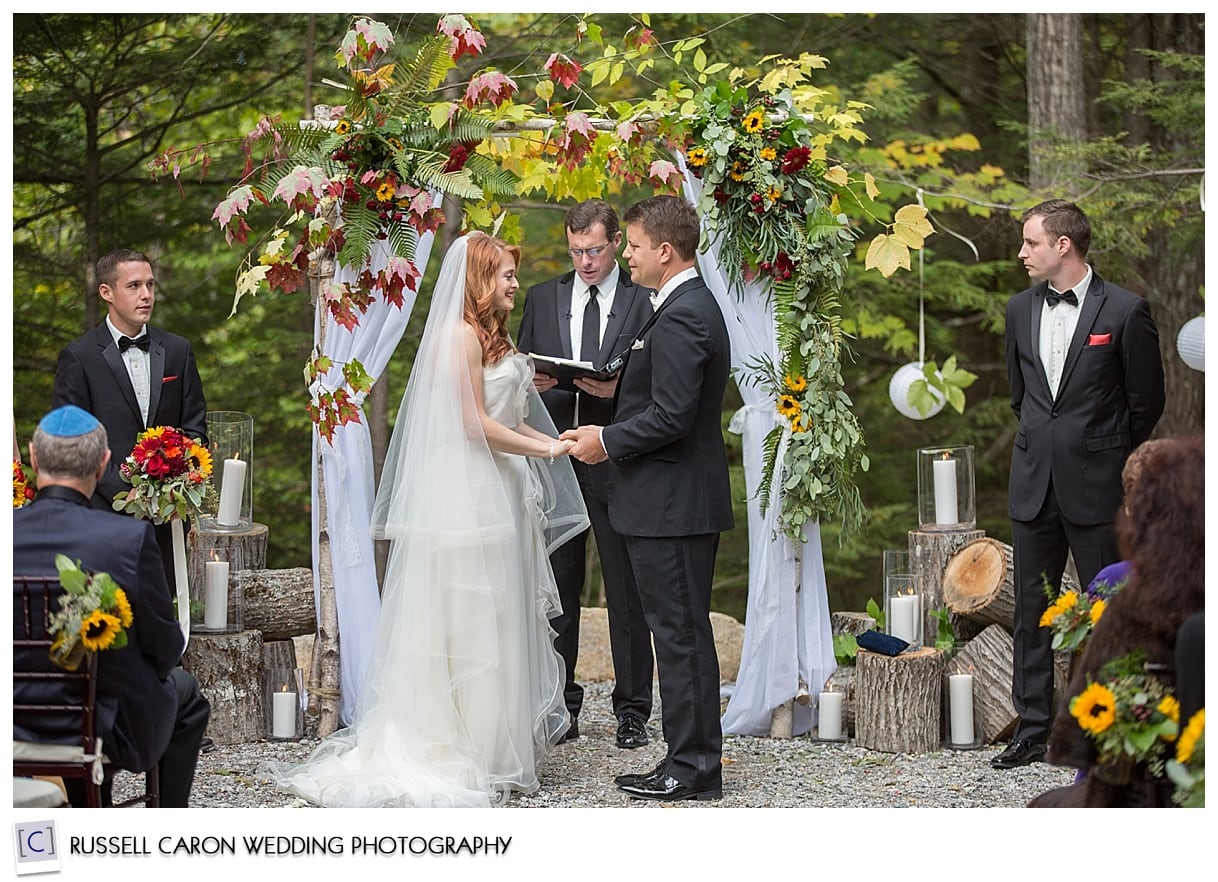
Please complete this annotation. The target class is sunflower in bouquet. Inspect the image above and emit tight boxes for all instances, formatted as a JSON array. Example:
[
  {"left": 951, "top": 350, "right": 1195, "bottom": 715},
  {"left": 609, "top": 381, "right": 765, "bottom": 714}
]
[
  {"left": 46, "top": 554, "right": 134, "bottom": 671},
  {"left": 112, "top": 425, "right": 214, "bottom": 523}
]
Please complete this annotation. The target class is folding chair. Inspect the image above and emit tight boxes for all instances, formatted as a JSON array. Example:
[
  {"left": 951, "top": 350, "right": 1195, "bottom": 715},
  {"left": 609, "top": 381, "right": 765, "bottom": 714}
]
[{"left": 13, "top": 575, "right": 159, "bottom": 808}]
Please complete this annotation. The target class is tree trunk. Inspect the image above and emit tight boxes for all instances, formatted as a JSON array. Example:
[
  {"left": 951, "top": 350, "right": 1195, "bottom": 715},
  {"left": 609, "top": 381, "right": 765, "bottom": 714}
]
[
  {"left": 240, "top": 567, "right": 317, "bottom": 640},
  {"left": 854, "top": 647, "right": 944, "bottom": 754},
  {"left": 1026, "top": 13, "right": 1087, "bottom": 190}
]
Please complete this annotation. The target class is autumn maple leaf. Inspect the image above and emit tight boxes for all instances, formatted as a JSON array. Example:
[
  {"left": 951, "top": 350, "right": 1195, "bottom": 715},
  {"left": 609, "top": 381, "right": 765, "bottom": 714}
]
[
  {"left": 462, "top": 70, "right": 518, "bottom": 108},
  {"left": 438, "top": 14, "right": 486, "bottom": 61},
  {"left": 544, "top": 53, "right": 582, "bottom": 89}
]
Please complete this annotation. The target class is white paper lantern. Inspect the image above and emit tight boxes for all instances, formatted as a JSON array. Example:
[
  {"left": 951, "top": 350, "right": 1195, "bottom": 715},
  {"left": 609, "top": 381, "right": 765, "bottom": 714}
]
[
  {"left": 889, "top": 361, "right": 946, "bottom": 420},
  {"left": 1177, "top": 315, "right": 1205, "bottom": 372}
]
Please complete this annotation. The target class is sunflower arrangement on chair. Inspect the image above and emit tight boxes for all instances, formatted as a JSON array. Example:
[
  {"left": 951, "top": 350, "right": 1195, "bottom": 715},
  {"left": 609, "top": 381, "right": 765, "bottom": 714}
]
[{"left": 46, "top": 555, "right": 133, "bottom": 671}]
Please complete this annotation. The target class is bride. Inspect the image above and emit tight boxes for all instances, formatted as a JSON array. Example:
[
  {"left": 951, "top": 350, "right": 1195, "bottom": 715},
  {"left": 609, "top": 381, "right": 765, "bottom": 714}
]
[{"left": 265, "top": 232, "right": 589, "bottom": 807}]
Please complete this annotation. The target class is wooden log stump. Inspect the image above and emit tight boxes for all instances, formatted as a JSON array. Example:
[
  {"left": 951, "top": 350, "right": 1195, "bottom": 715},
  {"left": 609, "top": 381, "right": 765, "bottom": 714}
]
[
  {"left": 188, "top": 523, "right": 269, "bottom": 595},
  {"left": 241, "top": 568, "right": 317, "bottom": 641},
  {"left": 831, "top": 611, "right": 876, "bottom": 637},
  {"left": 942, "top": 624, "right": 1018, "bottom": 744},
  {"left": 909, "top": 528, "right": 985, "bottom": 647},
  {"left": 943, "top": 537, "right": 1081, "bottom": 635},
  {"left": 823, "top": 664, "right": 857, "bottom": 736},
  {"left": 854, "top": 646, "right": 943, "bottom": 754},
  {"left": 182, "top": 630, "right": 265, "bottom": 744}
]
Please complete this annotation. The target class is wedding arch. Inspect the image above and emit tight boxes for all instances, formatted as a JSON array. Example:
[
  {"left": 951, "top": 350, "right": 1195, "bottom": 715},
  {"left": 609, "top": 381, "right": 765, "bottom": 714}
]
[{"left": 194, "top": 15, "right": 950, "bottom": 736}]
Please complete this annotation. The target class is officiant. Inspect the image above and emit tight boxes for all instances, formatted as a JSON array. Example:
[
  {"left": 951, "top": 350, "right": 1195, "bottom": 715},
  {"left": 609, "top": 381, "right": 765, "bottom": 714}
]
[{"left": 516, "top": 199, "right": 655, "bottom": 750}]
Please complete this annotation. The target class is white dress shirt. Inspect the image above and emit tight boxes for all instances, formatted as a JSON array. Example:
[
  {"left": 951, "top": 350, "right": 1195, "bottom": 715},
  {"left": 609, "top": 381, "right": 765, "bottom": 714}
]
[
  {"left": 107, "top": 316, "right": 151, "bottom": 425},
  {"left": 1039, "top": 266, "right": 1090, "bottom": 399}
]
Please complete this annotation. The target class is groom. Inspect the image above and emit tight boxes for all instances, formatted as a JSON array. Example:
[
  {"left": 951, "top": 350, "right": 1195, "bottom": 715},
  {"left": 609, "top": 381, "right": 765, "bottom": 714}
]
[{"left": 563, "top": 195, "right": 733, "bottom": 801}]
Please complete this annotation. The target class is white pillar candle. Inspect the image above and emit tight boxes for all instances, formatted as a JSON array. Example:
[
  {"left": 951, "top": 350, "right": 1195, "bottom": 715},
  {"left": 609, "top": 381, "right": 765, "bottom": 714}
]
[
  {"left": 890, "top": 595, "right": 919, "bottom": 644},
  {"left": 272, "top": 690, "right": 297, "bottom": 738},
  {"left": 818, "top": 692, "right": 843, "bottom": 740},
  {"left": 204, "top": 560, "right": 229, "bottom": 630},
  {"left": 933, "top": 455, "right": 958, "bottom": 525},
  {"left": 217, "top": 456, "right": 248, "bottom": 527},
  {"left": 950, "top": 673, "right": 976, "bottom": 745}
]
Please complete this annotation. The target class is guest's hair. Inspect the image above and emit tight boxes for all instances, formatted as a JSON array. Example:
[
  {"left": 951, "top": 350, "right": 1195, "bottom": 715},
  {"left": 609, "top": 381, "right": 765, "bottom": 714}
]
[
  {"left": 566, "top": 200, "right": 619, "bottom": 238},
  {"left": 31, "top": 423, "right": 109, "bottom": 481},
  {"left": 463, "top": 231, "right": 520, "bottom": 364},
  {"left": 623, "top": 196, "right": 700, "bottom": 261},
  {"left": 1121, "top": 437, "right": 1170, "bottom": 503},
  {"left": 97, "top": 249, "right": 153, "bottom": 290},
  {"left": 1022, "top": 200, "right": 1091, "bottom": 257}
]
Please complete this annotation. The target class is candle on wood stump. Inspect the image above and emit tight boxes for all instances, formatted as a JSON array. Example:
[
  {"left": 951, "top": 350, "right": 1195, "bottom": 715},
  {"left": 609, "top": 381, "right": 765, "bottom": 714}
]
[
  {"left": 217, "top": 454, "right": 248, "bottom": 527},
  {"left": 818, "top": 691, "right": 843, "bottom": 740},
  {"left": 890, "top": 595, "right": 919, "bottom": 644},
  {"left": 272, "top": 689, "right": 297, "bottom": 738},
  {"left": 950, "top": 673, "right": 975, "bottom": 745},
  {"left": 933, "top": 453, "right": 958, "bottom": 525},
  {"left": 203, "top": 558, "right": 229, "bottom": 630}
]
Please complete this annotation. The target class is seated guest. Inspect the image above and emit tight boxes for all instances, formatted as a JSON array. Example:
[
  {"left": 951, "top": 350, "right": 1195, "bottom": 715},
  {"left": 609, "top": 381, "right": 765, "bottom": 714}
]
[
  {"left": 13, "top": 405, "right": 210, "bottom": 807},
  {"left": 1029, "top": 434, "right": 1204, "bottom": 807}
]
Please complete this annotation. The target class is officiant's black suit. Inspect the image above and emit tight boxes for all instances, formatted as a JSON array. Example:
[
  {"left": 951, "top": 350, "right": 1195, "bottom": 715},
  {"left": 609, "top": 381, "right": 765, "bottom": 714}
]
[
  {"left": 601, "top": 275, "right": 733, "bottom": 792},
  {"left": 53, "top": 322, "right": 209, "bottom": 582},
  {"left": 1004, "top": 272, "right": 1163, "bottom": 744},
  {"left": 517, "top": 267, "right": 656, "bottom": 727},
  {"left": 13, "top": 486, "right": 211, "bottom": 807}
]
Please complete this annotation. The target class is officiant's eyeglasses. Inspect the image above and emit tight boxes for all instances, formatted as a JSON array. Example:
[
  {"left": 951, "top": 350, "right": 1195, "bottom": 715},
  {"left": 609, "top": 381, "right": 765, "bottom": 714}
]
[{"left": 567, "top": 243, "right": 612, "bottom": 259}]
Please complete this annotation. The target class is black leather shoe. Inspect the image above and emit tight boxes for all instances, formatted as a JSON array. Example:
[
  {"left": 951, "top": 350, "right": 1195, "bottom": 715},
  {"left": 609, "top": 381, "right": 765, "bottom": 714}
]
[
  {"left": 200, "top": 736, "right": 215, "bottom": 754},
  {"left": 613, "top": 760, "right": 667, "bottom": 788},
  {"left": 990, "top": 739, "right": 1047, "bottom": 769},
  {"left": 558, "top": 718, "right": 579, "bottom": 744},
  {"left": 616, "top": 715, "right": 649, "bottom": 749},
  {"left": 619, "top": 773, "right": 722, "bottom": 802}
]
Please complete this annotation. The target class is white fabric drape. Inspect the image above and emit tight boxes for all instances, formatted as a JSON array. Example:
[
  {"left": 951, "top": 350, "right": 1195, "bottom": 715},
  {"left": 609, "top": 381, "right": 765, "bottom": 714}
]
[
  {"left": 311, "top": 204, "right": 441, "bottom": 725},
  {"left": 679, "top": 157, "right": 837, "bottom": 736}
]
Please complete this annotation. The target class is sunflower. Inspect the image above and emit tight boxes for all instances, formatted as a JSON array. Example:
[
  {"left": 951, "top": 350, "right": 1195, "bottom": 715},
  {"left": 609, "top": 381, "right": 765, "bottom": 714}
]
[
  {"left": 1158, "top": 694, "right": 1180, "bottom": 728},
  {"left": 1089, "top": 597, "right": 1106, "bottom": 624},
  {"left": 79, "top": 609, "right": 123, "bottom": 652},
  {"left": 728, "top": 161, "right": 748, "bottom": 182},
  {"left": 1177, "top": 709, "right": 1204, "bottom": 763},
  {"left": 766, "top": 184, "right": 783, "bottom": 201},
  {"left": 1071, "top": 681, "right": 1117, "bottom": 735},
  {"left": 113, "top": 588, "right": 134, "bottom": 629},
  {"left": 335, "top": 119, "right": 352, "bottom": 136},
  {"left": 742, "top": 109, "right": 766, "bottom": 133},
  {"left": 776, "top": 394, "right": 801, "bottom": 419},
  {"left": 387, "top": 137, "right": 403, "bottom": 152},
  {"left": 375, "top": 181, "right": 396, "bottom": 202},
  {"left": 687, "top": 146, "right": 709, "bottom": 167},
  {"left": 188, "top": 442, "right": 213, "bottom": 478},
  {"left": 784, "top": 373, "right": 807, "bottom": 393},
  {"left": 1039, "top": 591, "right": 1078, "bottom": 627},
  {"left": 759, "top": 146, "right": 777, "bottom": 161}
]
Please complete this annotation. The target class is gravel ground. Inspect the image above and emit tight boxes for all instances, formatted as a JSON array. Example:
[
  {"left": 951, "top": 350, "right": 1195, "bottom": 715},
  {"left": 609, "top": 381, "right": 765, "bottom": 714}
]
[{"left": 115, "top": 682, "right": 1074, "bottom": 809}]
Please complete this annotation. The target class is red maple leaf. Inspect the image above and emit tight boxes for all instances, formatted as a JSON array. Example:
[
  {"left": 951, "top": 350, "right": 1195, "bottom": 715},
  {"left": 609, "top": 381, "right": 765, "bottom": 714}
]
[
  {"left": 544, "top": 53, "right": 582, "bottom": 90},
  {"left": 462, "top": 70, "right": 518, "bottom": 108},
  {"left": 266, "top": 261, "right": 305, "bottom": 294},
  {"left": 437, "top": 14, "right": 486, "bottom": 61}
]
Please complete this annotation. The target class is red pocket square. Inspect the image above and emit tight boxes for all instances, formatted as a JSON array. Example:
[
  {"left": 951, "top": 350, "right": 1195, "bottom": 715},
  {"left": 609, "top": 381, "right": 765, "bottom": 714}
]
[
  {"left": 162, "top": 375, "right": 179, "bottom": 383},
  {"left": 1087, "top": 333, "right": 1112, "bottom": 346}
]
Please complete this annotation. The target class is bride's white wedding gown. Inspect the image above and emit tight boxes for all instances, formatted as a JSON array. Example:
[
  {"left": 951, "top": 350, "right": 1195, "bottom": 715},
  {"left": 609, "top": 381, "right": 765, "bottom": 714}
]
[{"left": 265, "top": 353, "right": 572, "bottom": 807}]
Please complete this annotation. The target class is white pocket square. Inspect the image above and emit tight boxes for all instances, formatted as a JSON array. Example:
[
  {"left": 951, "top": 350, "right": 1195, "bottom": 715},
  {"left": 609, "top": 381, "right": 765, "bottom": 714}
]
[{"left": 631, "top": 339, "right": 645, "bottom": 350}]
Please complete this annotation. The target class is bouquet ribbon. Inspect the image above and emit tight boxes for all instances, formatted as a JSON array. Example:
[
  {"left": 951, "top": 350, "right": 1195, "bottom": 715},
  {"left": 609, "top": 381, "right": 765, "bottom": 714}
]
[{"left": 170, "top": 518, "right": 190, "bottom": 647}]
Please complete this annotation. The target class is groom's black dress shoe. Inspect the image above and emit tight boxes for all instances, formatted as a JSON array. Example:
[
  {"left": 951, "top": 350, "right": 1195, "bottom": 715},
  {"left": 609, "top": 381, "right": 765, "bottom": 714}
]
[
  {"left": 615, "top": 715, "right": 649, "bottom": 749},
  {"left": 990, "top": 739, "right": 1047, "bottom": 769},
  {"left": 619, "top": 773, "right": 722, "bottom": 802},
  {"left": 558, "top": 718, "right": 579, "bottom": 744},
  {"left": 614, "top": 760, "right": 668, "bottom": 788}
]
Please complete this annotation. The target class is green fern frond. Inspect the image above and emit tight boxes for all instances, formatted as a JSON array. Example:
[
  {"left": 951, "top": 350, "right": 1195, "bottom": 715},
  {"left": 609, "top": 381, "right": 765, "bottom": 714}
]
[
  {"left": 757, "top": 425, "right": 783, "bottom": 514},
  {"left": 385, "top": 223, "right": 419, "bottom": 262},
  {"left": 412, "top": 158, "right": 485, "bottom": 201},
  {"left": 336, "top": 204, "right": 382, "bottom": 267},
  {"left": 463, "top": 153, "right": 520, "bottom": 198},
  {"left": 382, "top": 36, "right": 455, "bottom": 111}
]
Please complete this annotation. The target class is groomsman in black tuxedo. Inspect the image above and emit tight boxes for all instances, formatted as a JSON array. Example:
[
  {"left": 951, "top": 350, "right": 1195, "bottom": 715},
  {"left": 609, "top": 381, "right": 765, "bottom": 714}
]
[
  {"left": 993, "top": 200, "right": 1164, "bottom": 769},
  {"left": 563, "top": 195, "right": 733, "bottom": 801},
  {"left": 53, "top": 248, "right": 209, "bottom": 588},
  {"left": 517, "top": 200, "right": 656, "bottom": 749},
  {"left": 14, "top": 406, "right": 211, "bottom": 806}
]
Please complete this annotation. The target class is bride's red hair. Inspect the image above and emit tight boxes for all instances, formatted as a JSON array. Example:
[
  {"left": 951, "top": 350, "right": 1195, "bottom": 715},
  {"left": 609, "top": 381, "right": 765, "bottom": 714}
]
[{"left": 463, "top": 231, "right": 519, "bottom": 364}]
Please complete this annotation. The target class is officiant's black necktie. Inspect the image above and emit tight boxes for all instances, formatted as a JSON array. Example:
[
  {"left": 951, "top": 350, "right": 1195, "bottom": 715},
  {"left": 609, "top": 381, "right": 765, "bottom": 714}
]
[
  {"left": 1045, "top": 288, "right": 1078, "bottom": 308},
  {"left": 118, "top": 334, "right": 150, "bottom": 352},
  {"left": 580, "top": 285, "right": 601, "bottom": 364}
]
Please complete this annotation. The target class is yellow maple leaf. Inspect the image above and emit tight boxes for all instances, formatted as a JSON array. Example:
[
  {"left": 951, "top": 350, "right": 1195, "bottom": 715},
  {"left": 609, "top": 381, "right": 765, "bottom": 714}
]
[
  {"left": 892, "top": 203, "right": 935, "bottom": 248},
  {"left": 865, "top": 172, "right": 880, "bottom": 200},
  {"left": 824, "top": 165, "right": 849, "bottom": 187},
  {"left": 865, "top": 233, "right": 911, "bottom": 278}
]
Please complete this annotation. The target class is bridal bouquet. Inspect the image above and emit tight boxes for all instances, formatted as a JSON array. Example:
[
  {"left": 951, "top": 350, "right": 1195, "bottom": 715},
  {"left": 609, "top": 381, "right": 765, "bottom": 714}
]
[
  {"left": 112, "top": 425, "right": 213, "bottom": 523},
  {"left": 47, "top": 554, "right": 133, "bottom": 671}
]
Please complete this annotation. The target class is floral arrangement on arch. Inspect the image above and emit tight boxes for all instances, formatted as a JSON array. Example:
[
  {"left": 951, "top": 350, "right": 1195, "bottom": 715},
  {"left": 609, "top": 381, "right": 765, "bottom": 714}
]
[
  {"left": 112, "top": 426, "right": 213, "bottom": 523},
  {"left": 208, "top": 15, "right": 520, "bottom": 440},
  {"left": 1070, "top": 651, "right": 1179, "bottom": 783},
  {"left": 47, "top": 554, "right": 133, "bottom": 671},
  {"left": 670, "top": 79, "right": 932, "bottom": 541},
  {"left": 14, "top": 459, "right": 35, "bottom": 508}
]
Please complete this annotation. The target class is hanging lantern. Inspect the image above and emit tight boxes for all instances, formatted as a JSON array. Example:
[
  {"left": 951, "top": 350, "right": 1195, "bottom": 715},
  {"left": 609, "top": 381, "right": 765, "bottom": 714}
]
[
  {"left": 889, "top": 362, "right": 945, "bottom": 420},
  {"left": 1177, "top": 316, "right": 1204, "bottom": 372}
]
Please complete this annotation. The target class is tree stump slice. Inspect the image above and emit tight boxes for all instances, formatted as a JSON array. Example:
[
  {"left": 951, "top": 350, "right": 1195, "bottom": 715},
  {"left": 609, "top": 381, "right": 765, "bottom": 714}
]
[
  {"left": 854, "top": 646, "right": 943, "bottom": 754},
  {"left": 182, "top": 630, "right": 265, "bottom": 745},
  {"left": 909, "top": 528, "right": 985, "bottom": 646},
  {"left": 188, "top": 523, "right": 269, "bottom": 594},
  {"left": 943, "top": 624, "right": 1018, "bottom": 744},
  {"left": 943, "top": 538, "right": 1081, "bottom": 634},
  {"left": 823, "top": 664, "right": 857, "bottom": 736},
  {"left": 241, "top": 568, "right": 317, "bottom": 640},
  {"left": 831, "top": 611, "right": 876, "bottom": 637}
]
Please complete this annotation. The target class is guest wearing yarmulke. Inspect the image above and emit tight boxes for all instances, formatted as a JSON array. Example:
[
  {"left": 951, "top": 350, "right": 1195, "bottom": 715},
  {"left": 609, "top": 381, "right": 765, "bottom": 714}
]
[
  {"left": 14, "top": 405, "right": 210, "bottom": 807},
  {"left": 52, "top": 249, "right": 209, "bottom": 589}
]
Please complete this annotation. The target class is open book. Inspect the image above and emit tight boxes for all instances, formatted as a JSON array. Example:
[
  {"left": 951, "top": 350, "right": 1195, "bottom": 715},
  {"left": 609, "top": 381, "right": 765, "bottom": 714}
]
[{"left": 526, "top": 352, "right": 618, "bottom": 392}]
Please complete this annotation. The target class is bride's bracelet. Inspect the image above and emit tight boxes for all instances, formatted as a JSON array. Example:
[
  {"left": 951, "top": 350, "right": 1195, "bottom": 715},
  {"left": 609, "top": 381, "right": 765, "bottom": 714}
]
[{"left": 548, "top": 441, "right": 556, "bottom": 464}]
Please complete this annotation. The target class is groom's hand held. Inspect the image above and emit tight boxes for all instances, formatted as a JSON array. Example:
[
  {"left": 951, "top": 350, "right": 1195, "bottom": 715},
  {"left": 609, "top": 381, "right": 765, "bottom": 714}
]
[{"left": 560, "top": 426, "right": 608, "bottom": 464}]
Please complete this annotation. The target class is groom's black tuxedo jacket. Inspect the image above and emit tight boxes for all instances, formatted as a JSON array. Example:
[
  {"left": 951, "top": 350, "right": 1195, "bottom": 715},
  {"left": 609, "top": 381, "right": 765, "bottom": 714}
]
[
  {"left": 53, "top": 322, "right": 209, "bottom": 511},
  {"left": 1005, "top": 273, "right": 1164, "bottom": 525}
]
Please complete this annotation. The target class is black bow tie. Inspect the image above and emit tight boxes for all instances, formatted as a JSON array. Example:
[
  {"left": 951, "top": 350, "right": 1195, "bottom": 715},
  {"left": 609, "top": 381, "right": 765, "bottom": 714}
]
[
  {"left": 1045, "top": 288, "right": 1078, "bottom": 308},
  {"left": 117, "top": 334, "right": 150, "bottom": 352}
]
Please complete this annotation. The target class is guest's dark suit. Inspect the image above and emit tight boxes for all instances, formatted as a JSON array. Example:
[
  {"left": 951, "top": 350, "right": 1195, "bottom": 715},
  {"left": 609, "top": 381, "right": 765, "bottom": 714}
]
[
  {"left": 13, "top": 486, "right": 211, "bottom": 807},
  {"left": 601, "top": 274, "right": 733, "bottom": 791},
  {"left": 518, "top": 268, "right": 656, "bottom": 725},
  {"left": 52, "top": 322, "right": 209, "bottom": 584},
  {"left": 1004, "top": 272, "right": 1164, "bottom": 743}
]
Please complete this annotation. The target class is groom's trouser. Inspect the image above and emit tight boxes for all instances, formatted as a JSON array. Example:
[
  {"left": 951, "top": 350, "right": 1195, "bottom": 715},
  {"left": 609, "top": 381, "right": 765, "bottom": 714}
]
[
  {"left": 1010, "top": 483, "right": 1117, "bottom": 745},
  {"left": 623, "top": 532, "right": 722, "bottom": 790}
]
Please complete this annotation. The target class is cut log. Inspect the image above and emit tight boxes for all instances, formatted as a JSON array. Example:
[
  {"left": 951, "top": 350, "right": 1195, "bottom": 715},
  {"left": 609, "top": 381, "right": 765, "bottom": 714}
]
[
  {"left": 188, "top": 523, "right": 269, "bottom": 596},
  {"left": 909, "top": 528, "right": 985, "bottom": 646},
  {"left": 241, "top": 568, "right": 316, "bottom": 641},
  {"left": 942, "top": 537, "right": 1080, "bottom": 635},
  {"left": 854, "top": 646, "right": 943, "bottom": 754},
  {"left": 182, "top": 630, "right": 265, "bottom": 745},
  {"left": 943, "top": 625, "right": 1018, "bottom": 744},
  {"left": 830, "top": 611, "right": 875, "bottom": 637},
  {"left": 823, "top": 664, "right": 857, "bottom": 736}
]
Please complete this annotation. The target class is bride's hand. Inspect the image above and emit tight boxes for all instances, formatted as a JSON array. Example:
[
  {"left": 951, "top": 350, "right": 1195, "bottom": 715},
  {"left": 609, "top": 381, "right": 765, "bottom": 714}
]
[{"left": 554, "top": 439, "right": 576, "bottom": 458}]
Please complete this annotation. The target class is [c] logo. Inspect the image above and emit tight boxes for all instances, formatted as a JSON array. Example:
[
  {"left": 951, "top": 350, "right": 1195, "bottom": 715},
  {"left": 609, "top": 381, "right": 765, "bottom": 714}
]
[{"left": 12, "top": 820, "right": 61, "bottom": 876}]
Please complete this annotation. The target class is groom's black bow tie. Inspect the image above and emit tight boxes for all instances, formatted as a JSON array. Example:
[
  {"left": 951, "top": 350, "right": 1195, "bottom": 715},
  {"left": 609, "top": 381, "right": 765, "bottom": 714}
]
[
  {"left": 1045, "top": 288, "right": 1078, "bottom": 308},
  {"left": 117, "top": 334, "right": 150, "bottom": 352}
]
